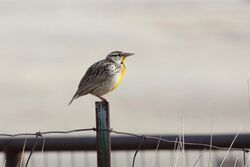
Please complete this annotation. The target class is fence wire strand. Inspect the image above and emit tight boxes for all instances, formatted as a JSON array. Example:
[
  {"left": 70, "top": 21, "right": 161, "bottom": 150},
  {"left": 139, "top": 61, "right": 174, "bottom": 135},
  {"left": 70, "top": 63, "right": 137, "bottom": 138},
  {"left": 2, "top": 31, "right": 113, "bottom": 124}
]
[{"left": 0, "top": 127, "right": 248, "bottom": 167}]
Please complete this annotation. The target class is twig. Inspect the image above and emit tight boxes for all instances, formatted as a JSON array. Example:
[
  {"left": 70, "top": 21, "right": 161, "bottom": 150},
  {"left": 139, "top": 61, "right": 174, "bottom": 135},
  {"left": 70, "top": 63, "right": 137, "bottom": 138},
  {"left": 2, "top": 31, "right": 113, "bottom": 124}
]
[
  {"left": 193, "top": 148, "right": 207, "bottom": 167},
  {"left": 150, "top": 137, "right": 161, "bottom": 167},
  {"left": 209, "top": 103, "right": 215, "bottom": 167},
  {"left": 25, "top": 132, "right": 42, "bottom": 167},
  {"left": 180, "top": 112, "right": 187, "bottom": 167},
  {"left": 132, "top": 137, "right": 145, "bottom": 167},
  {"left": 233, "top": 156, "right": 239, "bottom": 167},
  {"left": 19, "top": 137, "right": 27, "bottom": 167},
  {"left": 220, "top": 113, "right": 250, "bottom": 167},
  {"left": 38, "top": 137, "right": 46, "bottom": 167},
  {"left": 170, "top": 137, "right": 179, "bottom": 167}
]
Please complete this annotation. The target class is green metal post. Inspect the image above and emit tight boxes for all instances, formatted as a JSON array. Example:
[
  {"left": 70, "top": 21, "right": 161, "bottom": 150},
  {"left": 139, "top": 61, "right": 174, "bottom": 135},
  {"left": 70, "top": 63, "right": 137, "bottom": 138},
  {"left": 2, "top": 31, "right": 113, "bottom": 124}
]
[{"left": 95, "top": 101, "right": 111, "bottom": 167}]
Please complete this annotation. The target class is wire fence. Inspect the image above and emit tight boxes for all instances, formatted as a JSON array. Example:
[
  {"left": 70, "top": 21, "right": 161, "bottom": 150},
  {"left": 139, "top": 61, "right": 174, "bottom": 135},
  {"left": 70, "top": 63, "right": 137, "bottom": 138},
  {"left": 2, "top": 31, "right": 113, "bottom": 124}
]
[{"left": 0, "top": 128, "right": 250, "bottom": 167}]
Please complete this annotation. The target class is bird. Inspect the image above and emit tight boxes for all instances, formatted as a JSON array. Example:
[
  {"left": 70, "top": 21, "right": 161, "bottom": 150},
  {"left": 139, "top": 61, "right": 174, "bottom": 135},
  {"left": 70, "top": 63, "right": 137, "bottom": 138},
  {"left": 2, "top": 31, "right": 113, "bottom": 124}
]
[{"left": 68, "top": 51, "right": 134, "bottom": 105}]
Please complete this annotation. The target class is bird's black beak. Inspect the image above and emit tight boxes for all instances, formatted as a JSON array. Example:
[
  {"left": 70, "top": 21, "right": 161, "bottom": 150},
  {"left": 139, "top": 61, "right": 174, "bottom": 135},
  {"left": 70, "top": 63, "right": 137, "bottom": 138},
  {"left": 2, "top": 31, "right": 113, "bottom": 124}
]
[{"left": 124, "top": 53, "right": 134, "bottom": 57}]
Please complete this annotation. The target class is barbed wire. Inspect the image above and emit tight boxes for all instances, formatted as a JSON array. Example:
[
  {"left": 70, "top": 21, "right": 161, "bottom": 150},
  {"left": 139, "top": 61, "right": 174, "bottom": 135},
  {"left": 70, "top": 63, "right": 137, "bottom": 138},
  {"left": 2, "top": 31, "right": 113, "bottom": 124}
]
[
  {"left": 109, "top": 129, "right": 249, "bottom": 151},
  {"left": 0, "top": 128, "right": 249, "bottom": 167},
  {"left": 109, "top": 129, "right": 250, "bottom": 167},
  {"left": 0, "top": 128, "right": 96, "bottom": 167},
  {"left": 0, "top": 128, "right": 95, "bottom": 137}
]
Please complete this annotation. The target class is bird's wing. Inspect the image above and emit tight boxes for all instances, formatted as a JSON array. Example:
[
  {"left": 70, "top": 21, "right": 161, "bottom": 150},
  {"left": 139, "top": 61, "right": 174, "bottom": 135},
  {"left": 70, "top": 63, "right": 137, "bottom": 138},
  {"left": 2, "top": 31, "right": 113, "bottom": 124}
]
[{"left": 76, "top": 60, "right": 119, "bottom": 95}]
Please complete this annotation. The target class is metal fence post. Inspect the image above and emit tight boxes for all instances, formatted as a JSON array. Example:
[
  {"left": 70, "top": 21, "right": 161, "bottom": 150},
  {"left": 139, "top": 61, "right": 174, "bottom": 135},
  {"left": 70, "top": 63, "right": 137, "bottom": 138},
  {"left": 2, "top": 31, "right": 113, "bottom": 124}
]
[
  {"left": 95, "top": 101, "right": 111, "bottom": 167},
  {"left": 5, "top": 151, "right": 20, "bottom": 167}
]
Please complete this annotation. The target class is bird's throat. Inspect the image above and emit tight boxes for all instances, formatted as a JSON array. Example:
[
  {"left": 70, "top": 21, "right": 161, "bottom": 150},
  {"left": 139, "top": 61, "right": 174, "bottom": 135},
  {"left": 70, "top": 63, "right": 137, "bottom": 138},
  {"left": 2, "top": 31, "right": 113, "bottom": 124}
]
[{"left": 113, "top": 65, "right": 126, "bottom": 90}]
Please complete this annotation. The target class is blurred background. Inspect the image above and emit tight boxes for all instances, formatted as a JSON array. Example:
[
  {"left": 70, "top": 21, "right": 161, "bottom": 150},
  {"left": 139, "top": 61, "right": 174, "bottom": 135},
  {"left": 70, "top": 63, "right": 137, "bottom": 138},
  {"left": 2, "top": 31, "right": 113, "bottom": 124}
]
[{"left": 1, "top": 0, "right": 250, "bottom": 136}]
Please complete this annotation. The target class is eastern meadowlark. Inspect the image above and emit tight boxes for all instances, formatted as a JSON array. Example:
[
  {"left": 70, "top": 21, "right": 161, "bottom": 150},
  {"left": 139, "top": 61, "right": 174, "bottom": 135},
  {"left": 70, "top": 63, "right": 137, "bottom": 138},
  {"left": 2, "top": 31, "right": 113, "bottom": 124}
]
[{"left": 68, "top": 51, "right": 134, "bottom": 105}]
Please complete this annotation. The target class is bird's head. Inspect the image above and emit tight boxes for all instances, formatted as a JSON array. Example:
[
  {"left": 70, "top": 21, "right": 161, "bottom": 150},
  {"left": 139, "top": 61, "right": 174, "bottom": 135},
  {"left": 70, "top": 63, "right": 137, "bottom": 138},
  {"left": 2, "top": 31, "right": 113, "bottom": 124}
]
[{"left": 106, "top": 51, "right": 134, "bottom": 65}]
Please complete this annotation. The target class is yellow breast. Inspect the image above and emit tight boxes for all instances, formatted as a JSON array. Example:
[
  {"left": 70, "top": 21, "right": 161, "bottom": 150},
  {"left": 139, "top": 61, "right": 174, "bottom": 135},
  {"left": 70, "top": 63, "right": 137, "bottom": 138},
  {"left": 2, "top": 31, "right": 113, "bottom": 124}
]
[{"left": 113, "top": 65, "right": 126, "bottom": 90}]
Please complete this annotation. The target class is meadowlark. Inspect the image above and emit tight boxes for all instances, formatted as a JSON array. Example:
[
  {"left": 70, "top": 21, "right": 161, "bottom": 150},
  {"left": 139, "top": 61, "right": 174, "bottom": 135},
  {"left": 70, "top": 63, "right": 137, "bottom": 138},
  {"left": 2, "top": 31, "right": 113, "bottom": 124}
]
[{"left": 68, "top": 51, "right": 134, "bottom": 105}]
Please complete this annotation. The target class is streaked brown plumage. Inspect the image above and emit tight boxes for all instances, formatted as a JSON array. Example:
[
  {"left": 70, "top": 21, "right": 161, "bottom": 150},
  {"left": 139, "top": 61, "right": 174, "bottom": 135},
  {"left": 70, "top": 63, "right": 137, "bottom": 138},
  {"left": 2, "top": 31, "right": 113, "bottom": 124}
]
[{"left": 69, "top": 51, "right": 134, "bottom": 105}]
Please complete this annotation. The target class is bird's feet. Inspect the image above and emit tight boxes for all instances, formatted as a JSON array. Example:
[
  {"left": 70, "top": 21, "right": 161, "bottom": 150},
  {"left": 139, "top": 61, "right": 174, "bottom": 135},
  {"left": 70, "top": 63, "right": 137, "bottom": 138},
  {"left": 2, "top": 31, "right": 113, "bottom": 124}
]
[{"left": 96, "top": 95, "right": 108, "bottom": 103}]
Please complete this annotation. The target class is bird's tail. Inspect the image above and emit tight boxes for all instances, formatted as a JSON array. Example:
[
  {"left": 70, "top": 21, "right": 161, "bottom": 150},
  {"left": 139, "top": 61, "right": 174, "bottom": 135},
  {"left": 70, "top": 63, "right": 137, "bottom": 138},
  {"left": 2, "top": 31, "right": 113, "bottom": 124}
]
[{"left": 68, "top": 93, "right": 79, "bottom": 105}]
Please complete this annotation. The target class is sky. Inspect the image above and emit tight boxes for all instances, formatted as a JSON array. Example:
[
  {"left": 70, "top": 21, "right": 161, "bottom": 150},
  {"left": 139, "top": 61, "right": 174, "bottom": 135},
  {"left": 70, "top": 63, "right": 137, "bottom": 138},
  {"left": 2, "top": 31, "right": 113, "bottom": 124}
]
[{"left": 1, "top": 0, "right": 250, "bottom": 135}]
